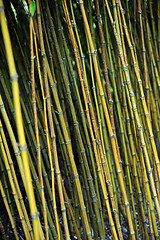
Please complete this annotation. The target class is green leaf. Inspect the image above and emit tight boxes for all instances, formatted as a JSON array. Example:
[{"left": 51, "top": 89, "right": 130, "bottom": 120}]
[{"left": 30, "top": 1, "right": 36, "bottom": 17}]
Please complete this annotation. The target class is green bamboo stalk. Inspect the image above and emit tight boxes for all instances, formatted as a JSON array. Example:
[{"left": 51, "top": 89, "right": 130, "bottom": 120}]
[
  {"left": 0, "top": 157, "right": 14, "bottom": 223},
  {"left": 53, "top": 8, "right": 106, "bottom": 239},
  {"left": 36, "top": 1, "right": 61, "bottom": 238},
  {"left": 46, "top": 58, "right": 92, "bottom": 239},
  {"left": 86, "top": 37, "right": 124, "bottom": 239},
  {"left": 158, "top": 0, "right": 160, "bottom": 57},
  {"left": 0, "top": 130, "right": 31, "bottom": 239},
  {"left": 138, "top": 0, "right": 150, "bottom": 113},
  {"left": 63, "top": 1, "right": 121, "bottom": 239},
  {"left": 118, "top": 0, "right": 160, "bottom": 185},
  {"left": 28, "top": 153, "right": 59, "bottom": 239},
  {"left": 106, "top": 0, "right": 160, "bottom": 227},
  {"left": 0, "top": 120, "right": 35, "bottom": 239},
  {"left": 0, "top": 180, "right": 18, "bottom": 240},
  {"left": 0, "top": 89, "right": 58, "bottom": 238},
  {"left": 62, "top": 183, "right": 81, "bottom": 240},
  {"left": 68, "top": 2, "right": 105, "bottom": 229},
  {"left": 148, "top": 0, "right": 160, "bottom": 73},
  {"left": 0, "top": 1, "right": 41, "bottom": 238},
  {"left": 30, "top": 16, "right": 49, "bottom": 240},
  {"left": 77, "top": 1, "right": 135, "bottom": 238},
  {"left": 1, "top": 1, "right": 160, "bottom": 239}
]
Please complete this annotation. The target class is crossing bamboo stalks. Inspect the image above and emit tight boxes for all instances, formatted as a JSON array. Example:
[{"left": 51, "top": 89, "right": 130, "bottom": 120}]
[
  {"left": 46, "top": 3, "right": 105, "bottom": 238},
  {"left": 0, "top": 180, "right": 18, "bottom": 240},
  {"left": 1, "top": 0, "right": 160, "bottom": 239},
  {"left": 0, "top": 1, "right": 41, "bottom": 239},
  {"left": 35, "top": 1, "right": 61, "bottom": 238},
  {"left": 62, "top": 1, "right": 122, "bottom": 239},
  {"left": 77, "top": 1, "right": 135, "bottom": 238}
]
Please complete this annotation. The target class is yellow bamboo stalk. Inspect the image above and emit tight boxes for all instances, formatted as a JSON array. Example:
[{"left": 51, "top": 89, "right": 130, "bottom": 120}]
[
  {"left": 48, "top": 55, "right": 93, "bottom": 239},
  {"left": 77, "top": 1, "right": 135, "bottom": 238},
  {"left": 138, "top": 0, "right": 150, "bottom": 113},
  {"left": 30, "top": 16, "right": 49, "bottom": 240},
  {"left": 0, "top": 94, "right": 26, "bottom": 189},
  {"left": 35, "top": 1, "right": 61, "bottom": 238},
  {"left": 118, "top": 0, "right": 160, "bottom": 183},
  {"left": 0, "top": 180, "right": 18, "bottom": 240},
  {"left": 0, "top": 133, "right": 30, "bottom": 239},
  {"left": 0, "top": 120, "right": 34, "bottom": 239},
  {"left": 105, "top": 0, "right": 160, "bottom": 223},
  {"left": 0, "top": 1, "right": 41, "bottom": 239},
  {"left": 32, "top": 25, "right": 60, "bottom": 240},
  {"left": 86, "top": 37, "right": 123, "bottom": 239},
  {"left": 62, "top": 183, "right": 81, "bottom": 240},
  {"left": 62, "top": 1, "right": 121, "bottom": 239}
]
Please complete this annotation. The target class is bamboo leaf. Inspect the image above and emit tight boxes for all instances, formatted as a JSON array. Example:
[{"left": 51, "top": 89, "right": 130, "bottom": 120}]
[{"left": 30, "top": 1, "right": 36, "bottom": 17}]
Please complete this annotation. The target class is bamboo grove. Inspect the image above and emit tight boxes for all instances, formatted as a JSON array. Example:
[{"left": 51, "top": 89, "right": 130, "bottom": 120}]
[{"left": 0, "top": 0, "right": 160, "bottom": 239}]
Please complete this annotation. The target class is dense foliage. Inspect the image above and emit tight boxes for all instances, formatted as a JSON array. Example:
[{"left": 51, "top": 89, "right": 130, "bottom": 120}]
[{"left": 0, "top": 0, "right": 160, "bottom": 239}]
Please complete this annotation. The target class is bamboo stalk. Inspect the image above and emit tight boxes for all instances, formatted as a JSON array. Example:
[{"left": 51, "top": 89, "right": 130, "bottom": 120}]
[
  {"left": 1, "top": 0, "right": 160, "bottom": 239},
  {"left": 0, "top": 180, "right": 19, "bottom": 240},
  {"left": 0, "top": 1, "right": 41, "bottom": 239},
  {"left": 30, "top": 16, "right": 49, "bottom": 240},
  {"left": 77, "top": 1, "right": 135, "bottom": 238}
]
